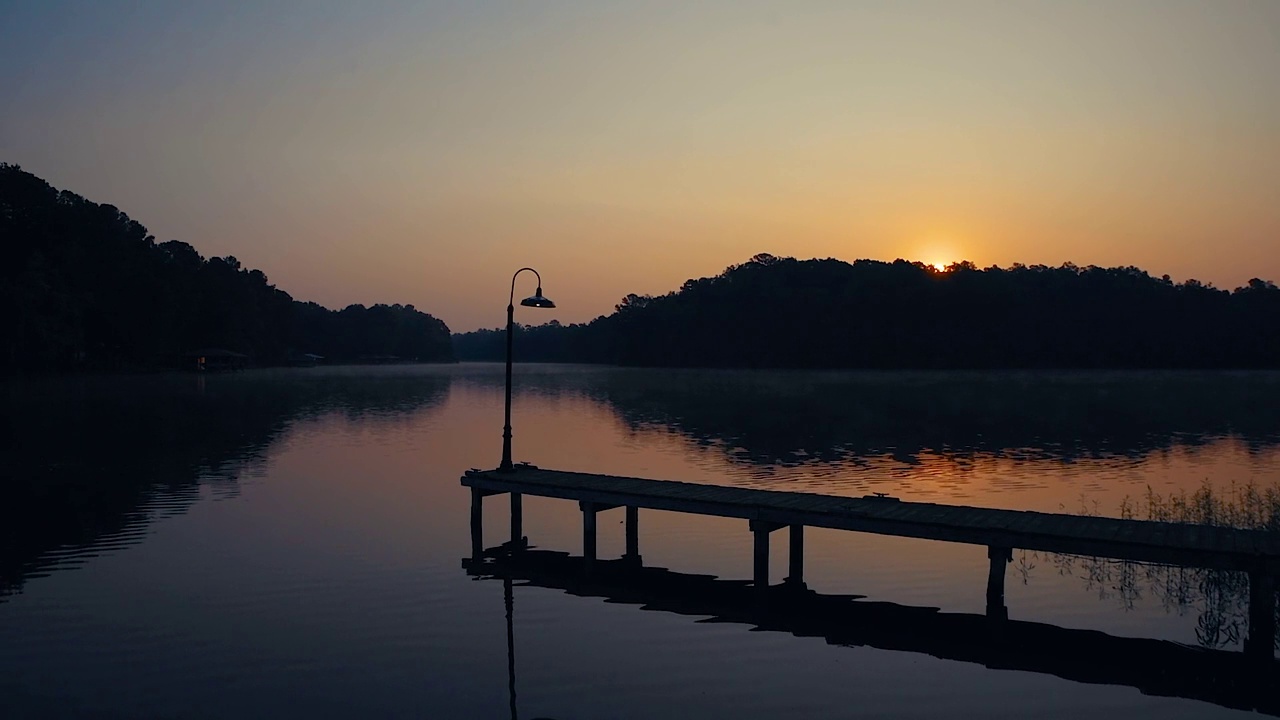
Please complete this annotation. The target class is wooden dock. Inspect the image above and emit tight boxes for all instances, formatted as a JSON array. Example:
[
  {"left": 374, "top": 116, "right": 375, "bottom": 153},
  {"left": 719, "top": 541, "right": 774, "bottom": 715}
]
[{"left": 461, "top": 466, "right": 1280, "bottom": 657}]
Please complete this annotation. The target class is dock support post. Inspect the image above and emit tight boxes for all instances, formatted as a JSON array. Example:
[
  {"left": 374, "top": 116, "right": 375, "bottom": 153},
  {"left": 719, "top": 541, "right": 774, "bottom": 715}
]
[
  {"left": 786, "top": 524, "right": 805, "bottom": 588},
  {"left": 581, "top": 502, "right": 598, "bottom": 572},
  {"left": 1246, "top": 570, "right": 1276, "bottom": 659},
  {"left": 749, "top": 520, "right": 783, "bottom": 597},
  {"left": 986, "top": 546, "right": 1012, "bottom": 620},
  {"left": 510, "top": 492, "right": 523, "bottom": 547},
  {"left": 470, "top": 487, "right": 484, "bottom": 559},
  {"left": 754, "top": 524, "right": 770, "bottom": 596},
  {"left": 623, "top": 506, "right": 640, "bottom": 563}
]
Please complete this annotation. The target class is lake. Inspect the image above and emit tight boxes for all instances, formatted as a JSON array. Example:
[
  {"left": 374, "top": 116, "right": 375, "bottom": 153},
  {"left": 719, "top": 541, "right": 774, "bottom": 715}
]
[{"left": 3, "top": 364, "right": 1279, "bottom": 719}]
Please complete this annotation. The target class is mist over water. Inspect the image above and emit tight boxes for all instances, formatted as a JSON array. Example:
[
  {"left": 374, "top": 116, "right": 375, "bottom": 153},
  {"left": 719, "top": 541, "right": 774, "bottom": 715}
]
[{"left": 2, "top": 365, "right": 1278, "bottom": 718}]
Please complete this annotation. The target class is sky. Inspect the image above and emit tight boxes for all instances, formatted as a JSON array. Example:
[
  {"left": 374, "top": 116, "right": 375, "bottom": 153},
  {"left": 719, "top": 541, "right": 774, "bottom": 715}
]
[{"left": 3, "top": 1, "right": 1279, "bottom": 332}]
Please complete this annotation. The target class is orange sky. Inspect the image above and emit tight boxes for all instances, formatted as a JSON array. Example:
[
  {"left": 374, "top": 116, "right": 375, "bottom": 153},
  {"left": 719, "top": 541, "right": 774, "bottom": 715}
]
[{"left": 3, "top": 1, "right": 1278, "bottom": 331}]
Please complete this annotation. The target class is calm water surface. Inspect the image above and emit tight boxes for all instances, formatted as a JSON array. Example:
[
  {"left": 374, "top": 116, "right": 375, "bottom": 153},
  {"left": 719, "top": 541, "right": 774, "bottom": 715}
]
[{"left": 3, "top": 364, "right": 1279, "bottom": 718}]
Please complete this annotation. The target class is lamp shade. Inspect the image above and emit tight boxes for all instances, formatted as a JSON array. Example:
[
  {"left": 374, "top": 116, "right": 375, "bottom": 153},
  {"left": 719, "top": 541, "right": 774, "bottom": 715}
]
[{"left": 520, "top": 289, "right": 556, "bottom": 308}]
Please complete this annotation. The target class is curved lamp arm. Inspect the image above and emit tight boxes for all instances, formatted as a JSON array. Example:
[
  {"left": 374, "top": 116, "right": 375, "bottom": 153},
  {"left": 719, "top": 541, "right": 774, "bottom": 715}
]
[{"left": 509, "top": 267, "right": 543, "bottom": 309}]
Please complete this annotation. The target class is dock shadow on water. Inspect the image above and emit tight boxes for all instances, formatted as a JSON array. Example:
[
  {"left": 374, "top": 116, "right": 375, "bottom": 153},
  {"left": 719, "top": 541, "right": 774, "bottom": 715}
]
[{"left": 465, "top": 549, "right": 1280, "bottom": 718}]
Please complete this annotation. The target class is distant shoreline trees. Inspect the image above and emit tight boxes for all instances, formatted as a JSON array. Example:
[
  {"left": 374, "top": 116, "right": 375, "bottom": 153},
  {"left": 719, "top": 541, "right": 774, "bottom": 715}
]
[
  {"left": 454, "top": 253, "right": 1280, "bottom": 369},
  {"left": 10, "top": 159, "right": 1275, "bottom": 373},
  {"left": 1, "top": 164, "right": 453, "bottom": 372}
]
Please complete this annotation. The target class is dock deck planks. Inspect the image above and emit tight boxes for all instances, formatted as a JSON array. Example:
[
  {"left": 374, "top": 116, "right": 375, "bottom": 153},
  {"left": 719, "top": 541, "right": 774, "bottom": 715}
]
[{"left": 463, "top": 467, "right": 1280, "bottom": 573}]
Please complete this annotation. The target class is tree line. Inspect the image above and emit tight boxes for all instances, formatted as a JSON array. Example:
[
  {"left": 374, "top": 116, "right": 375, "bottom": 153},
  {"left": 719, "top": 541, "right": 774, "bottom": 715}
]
[
  {"left": 1, "top": 164, "right": 453, "bottom": 371},
  {"left": 454, "top": 253, "right": 1280, "bottom": 368}
]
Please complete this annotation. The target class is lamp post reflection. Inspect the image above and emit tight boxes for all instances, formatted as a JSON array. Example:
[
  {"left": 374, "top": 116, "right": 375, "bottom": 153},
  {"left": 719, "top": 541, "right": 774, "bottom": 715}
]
[{"left": 505, "top": 576, "right": 518, "bottom": 720}]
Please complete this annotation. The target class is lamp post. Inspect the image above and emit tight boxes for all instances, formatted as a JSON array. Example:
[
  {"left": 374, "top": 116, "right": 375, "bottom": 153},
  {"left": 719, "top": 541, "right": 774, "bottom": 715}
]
[{"left": 500, "top": 267, "right": 555, "bottom": 472}]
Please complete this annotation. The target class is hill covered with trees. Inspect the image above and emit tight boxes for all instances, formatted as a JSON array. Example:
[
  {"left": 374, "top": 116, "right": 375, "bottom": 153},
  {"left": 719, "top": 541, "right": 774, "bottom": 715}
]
[
  {"left": 1, "top": 164, "right": 453, "bottom": 371},
  {"left": 454, "top": 253, "right": 1280, "bottom": 369}
]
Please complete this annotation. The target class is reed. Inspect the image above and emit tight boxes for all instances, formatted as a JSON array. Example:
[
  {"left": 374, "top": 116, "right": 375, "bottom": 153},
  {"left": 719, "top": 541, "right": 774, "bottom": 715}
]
[
  {"left": 1138, "top": 481, "right": 1280, "bottom": 532},
  {"left": 1036, "top": 481, "right": 1279, "bottom": 650}
]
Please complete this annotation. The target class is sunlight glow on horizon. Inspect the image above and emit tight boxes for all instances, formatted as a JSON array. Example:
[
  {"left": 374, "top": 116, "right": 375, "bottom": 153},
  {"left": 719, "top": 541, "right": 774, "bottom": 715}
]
[{"left": 2, "top": 1, "right": 1278, "bottom": 332}]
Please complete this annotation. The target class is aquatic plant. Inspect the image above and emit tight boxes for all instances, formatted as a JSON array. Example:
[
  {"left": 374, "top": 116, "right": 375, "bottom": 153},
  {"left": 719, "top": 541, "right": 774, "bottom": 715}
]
[{"left": 1038, "top": 481, "right": 1279, "bottom": 650}]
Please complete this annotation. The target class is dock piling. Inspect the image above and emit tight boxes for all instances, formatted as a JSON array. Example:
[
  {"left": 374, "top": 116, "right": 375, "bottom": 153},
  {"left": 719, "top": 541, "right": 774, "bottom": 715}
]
[
  {"left": 581, "top": 501, "right": 598, "bottom": 571},
  {"left": 986, "top": 546, "right": 1012, "bottom": 620},
  {"left": 470, "top": 487, "right": 485, "bottom": 559},
  {"left": 1246, "top": 570, "right": 1276, "bottom": 659},
  {"left": 750, "top": 520, "right": 783, "bottom": 595},
  {"left": 754, "top": 524, "right": 769, "bottom": 595},
  {"left": 510, "top": 492, "right": 523, "bottom": 545},
  {"left": 786, "top": 524, "right": 805, "bottom": 588},
  {"left": 624, "top": 506, "right": 640, "bottom": 563}
]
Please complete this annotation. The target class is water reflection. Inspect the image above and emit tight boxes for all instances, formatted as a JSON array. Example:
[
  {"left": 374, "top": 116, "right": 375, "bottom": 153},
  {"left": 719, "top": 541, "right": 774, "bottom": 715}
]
[
  {"left": 3, "top": 365, "right": 1279, "bottom": 718},
  {"left": 473, "top": 367, "right": 1280, "bottom": 506},
  {"left": 0, "top": 367, "right": 450, "bottom": 599},
  {"left": 1038, "top": 552, "right": 1277, "bottom": 651},
  {"left": 494, "top": 367, "right": 1280, "bottom": 465},
  {"left": 8, "top": 365, "right": 1279, "bottom": 602},
  {"left": 468, "top": 549, "right": 1280, "bottom": 718}
]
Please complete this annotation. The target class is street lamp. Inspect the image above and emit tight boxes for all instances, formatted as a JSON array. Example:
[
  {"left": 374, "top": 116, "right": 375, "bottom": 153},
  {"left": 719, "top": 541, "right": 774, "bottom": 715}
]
[{"left": 500, "top": 267, "right": 555, "bottom": 472}]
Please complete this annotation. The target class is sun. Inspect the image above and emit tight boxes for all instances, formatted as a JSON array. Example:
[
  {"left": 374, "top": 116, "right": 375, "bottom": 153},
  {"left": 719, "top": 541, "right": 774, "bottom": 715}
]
[{"left": 914, "top": 235, "right": 964, "bottom": 273}]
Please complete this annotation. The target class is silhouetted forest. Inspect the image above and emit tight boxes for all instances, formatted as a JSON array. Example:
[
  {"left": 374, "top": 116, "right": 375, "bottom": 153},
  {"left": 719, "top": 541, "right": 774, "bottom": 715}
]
[
  {"left": 455, "top": 253, "right": 1280, "bottom": 368},
  {"left": 1, "top": 164, "right": 453, "bottom": 371}
]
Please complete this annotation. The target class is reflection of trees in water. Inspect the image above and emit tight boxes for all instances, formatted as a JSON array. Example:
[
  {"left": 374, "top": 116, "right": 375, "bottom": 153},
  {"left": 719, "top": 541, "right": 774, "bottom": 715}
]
[
  {"left": 1029, "top": 483, "right": 1280, "bottom": 650},
  {"left": 1035, "top": 554, "right": 1266, "bottom": 650},
  {"left": 463, "top": 368, "right": 1280, "bottom": 467},
  {"left": 551, "top": 369, "right": 1280, "bottom": 468},
  {"left": 492, "top": 368, "right": 1280, "bottom": 649},
  {"left": 0, "top": 368, "right": 450, "bottom": 599}
]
